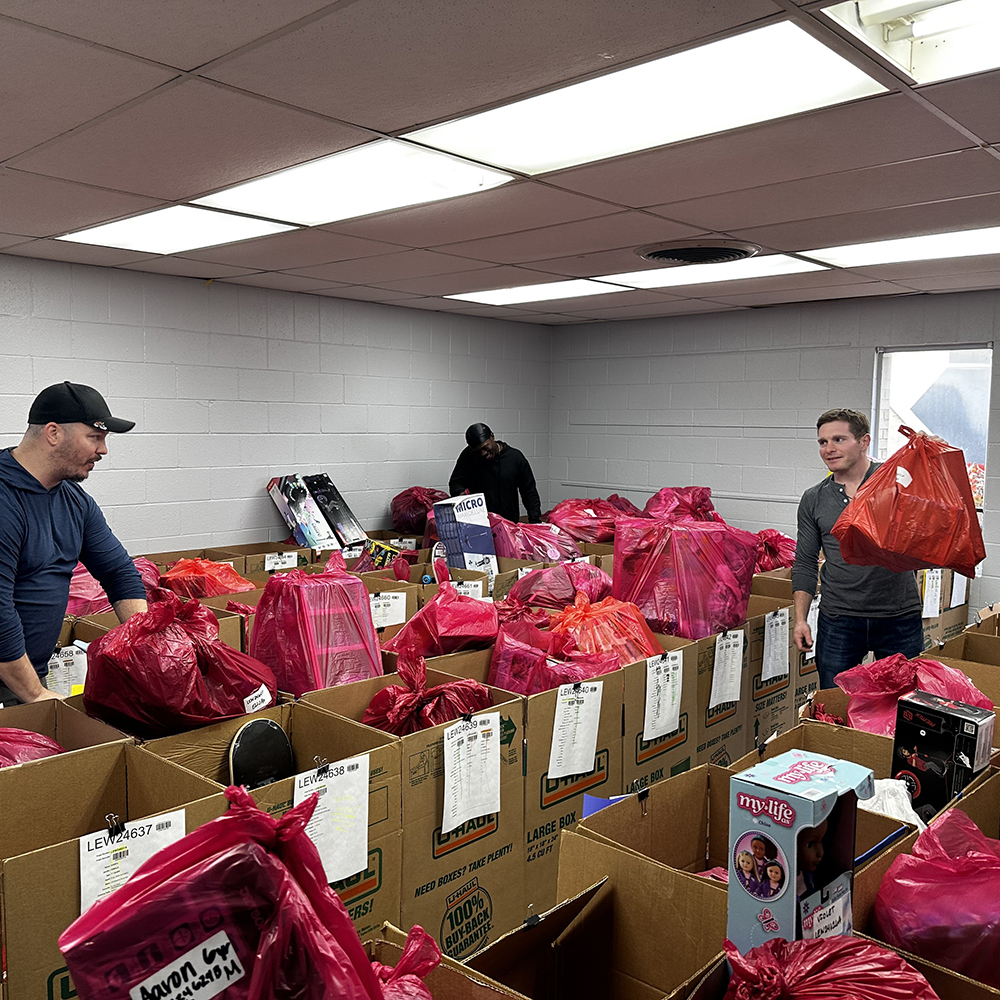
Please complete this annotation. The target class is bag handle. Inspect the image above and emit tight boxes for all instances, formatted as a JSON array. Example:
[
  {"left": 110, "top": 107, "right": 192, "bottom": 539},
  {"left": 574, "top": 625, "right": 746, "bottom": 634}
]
[{"left": 899, "top": 425, "right": 915, "bottom": 440}]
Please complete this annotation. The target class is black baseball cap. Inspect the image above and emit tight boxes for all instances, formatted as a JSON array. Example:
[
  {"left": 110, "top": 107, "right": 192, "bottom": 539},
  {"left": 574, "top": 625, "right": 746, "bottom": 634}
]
[
  {"left": 466, "top": 422, "right": 492, "bottom": 447},
  {"left": 28, "top": 382, "right": 135, "bottom": 433}
]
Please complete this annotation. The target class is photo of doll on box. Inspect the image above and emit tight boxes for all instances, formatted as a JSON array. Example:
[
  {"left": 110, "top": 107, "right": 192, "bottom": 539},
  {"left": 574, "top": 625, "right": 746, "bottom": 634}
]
[{"left": 732, "top": 831, "right": 788, "bottom": 901}]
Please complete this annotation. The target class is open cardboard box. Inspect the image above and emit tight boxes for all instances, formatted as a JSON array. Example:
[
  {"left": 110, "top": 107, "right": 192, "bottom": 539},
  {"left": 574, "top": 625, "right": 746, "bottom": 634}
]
[
  {"left": 360, "top": 565, "right": 488, "bottom": 605},
  {"left": 492, "top": 557, "right": 546, "bottom": 600},
  {"left": 67, "top": 601, "right": 244, "bottom": 652},
  {"left": 135, "top": 546, "right": 249, "bottom": 575},
  {"left": 210, "top": 540, "right": 313, "bottom": 574},
  {"left": 0, "top": 699, "right": 129, "bottom": 763},
  {"left": 743, "top": 594, "right": 797, "bottom": 747}
]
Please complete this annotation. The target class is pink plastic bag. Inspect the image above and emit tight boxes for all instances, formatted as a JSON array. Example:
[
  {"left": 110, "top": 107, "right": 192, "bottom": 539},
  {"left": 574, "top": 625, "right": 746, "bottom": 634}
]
[
  {"left": 755, "top": 529, "right": 796, "bottom": 573},
  {"left": 0, "top": 728, "right": 65, "bottom": 767},
  {"left": 545, "top": 495, "right": 645, "bottom": 543},
  {"left": 549, "top": 593, "right": 660, "bottom": 668},
  {"left": 371, "top": 925, "right": 441, "bottom": 1000},
  {"left": 66, "top": 557, "right": 162, "bottom": 616},
  {"left": 874, "top": 808, "right": 1000, "bottom": 989},
  {"left": 489, "top": 513, "right": 582, "bottom": 562},
  {"left": 613, "top": 517, "right": 758, "bottom": 639},
  {"left": 487, "top": 624, "right": 571, "bottom": 694},
  {"left": 644, "top": 486, "right": 725, "bottom": 523},
  {"left": 59, "top": 785, "right": 384, "bottom": 1000},
  {"left": 391, "top": 487, "right": 449, "bottom": 535},
  {"left": 249, "top": 565, "right": 382, "bottom": 698},
  {"left": 495, "top": 595, "right": 550, "bottom": 629},
  {"left": 835, "top": 653, "right": 993, "bottom": 736},
  {"left": 507, "top": 561, "right": 612, "bottom": 610},
  {"left": 161, "top": 557, "right": 257, "bottom": 598}
]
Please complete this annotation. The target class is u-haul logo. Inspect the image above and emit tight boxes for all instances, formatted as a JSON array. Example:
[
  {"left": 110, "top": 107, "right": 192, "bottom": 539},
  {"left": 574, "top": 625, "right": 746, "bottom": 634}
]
[
  {"left": 753, "top": 671, "right": 789, "bottom": 701},
  {"left": 540, "top": 748, "right": 609, "bottom": 809},
  {"left": 799, "top": 654, "right": 817, "bottom": 678},
  {"left": 705, "top": 699, "right": 738, "bottom": 727},
  {"left": 635, "top": 715, "right": 688, "bottom": 765},
  {"left": 47, "top": 969, "right": 77, "bottom": 1000},
  {"left": 736, "top": 792, "right": 796, "bottom": 827},
  {"left": 432, "top": 814, "right": 499, "bottom": 858},
  {"left": 331, "top": 847, "right": 382, "bottom": 904}
]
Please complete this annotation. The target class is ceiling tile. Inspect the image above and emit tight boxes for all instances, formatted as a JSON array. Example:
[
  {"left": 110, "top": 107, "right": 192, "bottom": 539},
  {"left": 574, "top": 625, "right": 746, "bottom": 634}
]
[
  {"left": 545, "top": 95, "right": 970, "bottom": 208},
  {"left": 892, "top": 272, "right": 1000, "bottom": 292},
  {"left": 0, "top": 1, "right": 333, "bottom": 70},
  {"left": 706, "top": 280, "right": 914, "bottom": 306},
  {"left": 375, "top": 265, "right": 573, "bottom": 296},
  {"left": 919, "top": 70, "right": 1000, "bottom": 144},
  {"left": 2, "top": 240, "right": 157, "bottom": 266},
  {"left": 564, "top": 298, "right": 741, "bottom": 319},
  {"left": 617, "top": 268, "right": 875, "bottom": 299},
  {"left": 0, "top": 232, "right": 33, "bottom": 249},
  {"left": 502, "top": 312, "right": 590, "bottom": 324},
  {"left": 288, "top": 249, "right": 492, "bottom": 284},
  {"left": 205, "top": 0, "right": 780, "bottom": 132},
  {"left": 650, "top": 149, "right": 1000, "bottom": 232},
  {"left": 520, "top": 247, "right": 685, "bottom": 278},
  {"left": 846, "top": 254, "right": 1000, "bottom": 280},
  {"left": 0, "top": 169, "right": 162, "bottom": 237},
  {"left": 215, "top": 272, "right": 342, "bottom": 291},
  {"left": 314, "top": 285, "right": 421, "bottom": 302},
  {"left": 180, "top": 227, "right": 400, "bottom": 270},
  {"left": 12, "top": 79, "right": 373, "bottom": 200},
  {"left": 509, "top": 288, "right": 684, "bottom": 312},
  {"left": 120, "top": 258, "right": 257, "bottom": 279}
]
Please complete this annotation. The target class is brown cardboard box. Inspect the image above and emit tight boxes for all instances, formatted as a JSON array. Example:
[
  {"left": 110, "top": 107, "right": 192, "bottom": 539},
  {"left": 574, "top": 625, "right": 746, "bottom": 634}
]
[
  {"left": 578, "top": 542, "right": 614, "bottom": 576},
  {"left": 0, "top": 699, "right": 129, "bottom": 761},
  {"left": 694, "top": 626, "right": 751, "bottom": 768},
  {"left": 211, "top": 540, "right": 313, "bottom": 574},
  {"left": 0, "top": 743, "right": 224, "bottom": 1000},
  {"left": 366, "top": 530, "right": 423, "bottom": 551},
  {"left": 199, "top": 588, "right": 265, "bottom": 650},
  {"left": 938, "top": 632, "right": 1000, "bottom": 668},
  {"left": 360, "top": 565, "right": 488, "bottom": 605},
  {"left": 743, "top": 594, "right": 796, "bottom": 748},
  {"left": 302, "top": 669, "right": 525, "bottom": 959},
  {"left": 137, "top": 547, "right": 248, "bottom": 575},
  {"left": 969, "top": 604, "right": 1000, "bottom": 637},
  {"left": 750, "top": 568, "right": 793, "bottom": 602},
  {"left": 144, "top": 701, "right": 402, "bottom": 941},
  {"left": 792, "top": 647, "right": 820, "bottom": 714},
  {"left": 491, "top": 557, "right": 546, "bottom": 600},
  {"left": 918, "top": 567, "right": 970, "bottom": 650}
]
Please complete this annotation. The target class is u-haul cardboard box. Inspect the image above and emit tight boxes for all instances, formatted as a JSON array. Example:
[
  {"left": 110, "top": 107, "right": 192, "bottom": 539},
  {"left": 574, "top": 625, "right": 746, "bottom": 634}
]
[
  {"left": 694, "top": 625, "right": 751, "bottom": 768},
  {"left": 210, "top": 540, "right": 313, "bottom": 575},
  {"left": 0, "top": 700, "right": 128, "bottom": 759},
  {"left": 744, "top": 595, "right": 796, "bottom": 748},
  {"left": 918, "top": 567, "right": 970, "bottom": 649}
]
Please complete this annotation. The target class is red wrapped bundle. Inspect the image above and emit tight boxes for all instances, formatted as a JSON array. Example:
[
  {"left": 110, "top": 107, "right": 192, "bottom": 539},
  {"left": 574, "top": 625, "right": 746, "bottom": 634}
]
[
  {"left": 0, "top": 728, "right": 65, "bottom": 767},
  {"left": 643, "top": 486, "right": 725, "bottom": 523},
  {"left": 613, "top": 517, "right": 758, "bottom": 639},
  {"left": 421, "top": 510, "right": 439, "bottom": 548},
  {"left": 249, "top": 564, "right": 381, "bottom": 698},
  {"left": 549, "top": 593, "right": 660, "bottom": 668},
  {"left": 525, "top": 650, "right": 620, "bottom": 695},
  {"left": 755, "top": 529, "right": 796, "bottom": 572},
  {"left": 226, "top": 600, "right": 259, "bottom": 618},
  {"left": 371, "top": 926, "right": 441, "bottom": 1000},
  {"left": 383, "top": 564, "right": 498, "bottom": 659},
  {"left": 391, "top": 554, "right": 412, "bottom": 581},
  {"left": 832, "top": 426, "right": 985, "bottom": 578},
  {"left": 66, "top": 557, "right": 162, "bottom": 616},
  {"left": 834, "top": 653, "right": 992, "bottom": 737},
  {"left": 495, "top": 595, "right": 550, "bottom": 629},
  {"left": 488, "top": 624, "right": 573, "bottom": 693},
  {"left": 489, "top": 513, "right": 582, "bottom": 562},
  {"left": 363, "top": 653, "right": 492, "bottom": 736},
  {"left": 545, "top": 494, "right": 645, "bottom": 543},
  {"left": 84, "top": 592, "right": 276, "bottom": 738},
  {"left": 391, "top": 486, "right": 449, "bottom": 535},
  {"left": 59, "top": 785, "right": 383, "bottom": 1000},
  {"left": 875, "top": 808, "right": 1000, "bottom": 989},
  {"left": 507, "top": 561, "right": 612, "bottom": 610},
  {"left": 812, "top": 703, "right": 845, "bottom": 726},
  {"left": 160, "top": 557, "right": 257, "bottom": 598},
  {"left": 723, "top": 936, "right": 940, "bottom": 1000}
]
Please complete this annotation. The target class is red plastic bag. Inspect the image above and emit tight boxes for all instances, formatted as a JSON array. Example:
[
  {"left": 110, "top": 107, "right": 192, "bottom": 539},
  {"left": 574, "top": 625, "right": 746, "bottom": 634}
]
[
  {"left": 524, "top": 649, "right": 620, "bottom": 695},
  {"left": 371, "top": 925, "right": 441, "bottom": 1000},
  {"left": 0, "top": 728, "right": 65, "bottom": 767},
  {"left": 362, "top": 653, "right": 493, "bottom": 736},
  {"left": 613, "top": 517, "right": 758, "bottom": 639},
  {"left": 66, "top": 557, "right": 162, "bottom": 616},
  {"left": 722, "top": 935, "right": 940, "bottom": 1000},
  {"left": 489, "top": 513, "right": 582, "bottom": 562},
  {"left": 249, "top": 566, "right": 381, "bottom": 698},
  {"left": 507, "top": 561, "right": 612, "bottom": 610},
  {"left": 421, "top": 510, "right": 439, "bottom": 548},
  {"left": 495, "top": 595, "right": 550, "bottom": 629},
  {"left": 545, "top": 495, "right": 645, "bottom": 543},
  {"left": 226, "top": 600, "right": 259, "bottom": 618},
  {"left": 487, "top": 624, "right": 572, "bottom": 694},
  {"left": 391, "top": 487, "right": 449, "bottom": 535},
  {"left": 835, "top": 653, "right": 993, "bottom": 737},
  {"left": 59, "top": 785, "right": 383, "bottom": 1000},
  {"left": 644, "top": 486, "right": 725, "bottom": 523},
  {"left": 392, "top": 554, "right": 412, "bottom": 582},
  {"left": 755, "top": 529, "right": 796, "bottom": 573},
  {"left": 874, "top": 808, "right": 1000, "bottom": 989},
  {"left": 160, "top": 557, "right": 257, "bottom": 598},
  {"left": 84, "top": 592, "right": 277, "bottom": 738},
  {"left": 832, "top": 426, "right": 985, "bottom": 578},
  {"left": 549, "top": 593, "right": 660, "bottom": 668},
  {"left": 383, "top": 563, "right": 498, "bottom": 659}
]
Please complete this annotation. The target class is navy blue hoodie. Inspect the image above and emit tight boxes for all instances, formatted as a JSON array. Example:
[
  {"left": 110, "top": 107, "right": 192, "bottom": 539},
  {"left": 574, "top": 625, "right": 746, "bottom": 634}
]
[{"left": 0, "top": 448, "right": 145, "bottom": 676}]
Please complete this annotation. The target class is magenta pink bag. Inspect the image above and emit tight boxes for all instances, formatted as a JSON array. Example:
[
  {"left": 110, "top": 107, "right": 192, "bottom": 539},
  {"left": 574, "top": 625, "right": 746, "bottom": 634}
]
[
  {"left": 0, "top": 728, "right": 65, "bottom": 767},
  {"left": 371, "top": 925, "right": 441, "bottom": 1000},
  {"left": 66, "top": 557, "right": 162, "bottom": 616},
  {"left": 507, "top": 561, "right": 612, "bottom": 610},
  {"left": 755, "top": 529, "right": 796, "bottom": 572},
  {"left": 546, "top": 495, "right": 645, "bottom": 543},
  {"left": 643, "top": 486, "right": 725, "bottom": 522},
  {"left": 489, "top": 513, "right": 582, "bottom": 561},
  {"left": 391, "top": 486, "right": 448, "bottom": 535}
]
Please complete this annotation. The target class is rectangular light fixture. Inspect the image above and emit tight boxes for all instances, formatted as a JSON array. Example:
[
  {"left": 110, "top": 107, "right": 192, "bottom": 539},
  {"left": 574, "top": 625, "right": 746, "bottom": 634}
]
[
  {"left": 600, "top": 254, "right": 829, "bottom": 289},
  {"left": 403, "top": 22, "right": 887, "bottom": 175},
  {"left": 56, "top": 206, "right": 295, "bottom": 255},
  {"left": 194, "top": 139, "right": 514, "bottom": 226},
  {"left": 446, "top": 278, "right": 627, "bottom": 306},
  {"left": 802, "top": 226, "right": 1000, "bottom": 267}
]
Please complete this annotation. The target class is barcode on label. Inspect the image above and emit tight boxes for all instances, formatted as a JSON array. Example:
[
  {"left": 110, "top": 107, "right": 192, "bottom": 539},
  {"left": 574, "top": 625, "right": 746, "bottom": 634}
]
[
  {"left": 347, "top": 762, "right": 359, "bottom": 771},
  {"left": 111, "top": 847, "right": 128, "bottom": 860},
  {"left": 155, "top": 821, "right": 172, "bottom": 832}
]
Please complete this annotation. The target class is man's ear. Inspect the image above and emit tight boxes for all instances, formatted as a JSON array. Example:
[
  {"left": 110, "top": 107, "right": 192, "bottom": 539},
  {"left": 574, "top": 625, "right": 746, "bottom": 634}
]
[{"left": 43, "top": 422, "right": 62, "bottom": 446}]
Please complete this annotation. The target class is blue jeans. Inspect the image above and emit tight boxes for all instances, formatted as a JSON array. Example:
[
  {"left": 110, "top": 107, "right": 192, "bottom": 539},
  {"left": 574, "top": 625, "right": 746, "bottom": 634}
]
[{"left": 815, "top": 611, "right": 925, "bottom": 690}]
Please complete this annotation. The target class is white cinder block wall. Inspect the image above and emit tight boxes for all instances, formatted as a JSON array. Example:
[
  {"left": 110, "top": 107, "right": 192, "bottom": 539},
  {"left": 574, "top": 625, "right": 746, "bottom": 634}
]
[
  {"left": 549, "top": 290, "right": 1000, "bottom": 612},
  {"left": 0, "top": 256, "right": 551, "bottom": 551}
]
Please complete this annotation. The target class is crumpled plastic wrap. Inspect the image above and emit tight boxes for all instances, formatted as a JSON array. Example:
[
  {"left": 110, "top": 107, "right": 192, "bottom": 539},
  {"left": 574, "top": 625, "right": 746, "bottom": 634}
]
[
  {"left": 66, "top": 557, "right": 162, "bottom": 616},
  {"left": 859, "top": 778, "right": 926, "bottom": 831},
  {"left": 545, "top": 495, "right": 645, "bottom": 543},
  {"left": 489, "top": 513, "right": 582, "bottom": 562},
  {"left": 0, "top": 728, "right": 65, "bottom": 767},
  {"left": 644, "top": 486, "right": 725, "bottom": 523},
  {"left": 755, "top": 528, "right": 797, "bottom": 573},
  {"left": 495, "top": 595, "right": 551, "bottom": 629},
  {"left": 613, "top": 517, "right": 758, "bottom": 639},
  {"left": 391, "top": 486, "right": 449, "bottom": 535},
  {"left": 832, "top": 425, "right": 985, "bottom": 578},
  {"left": 506, "top": 561, "right": 612, "bottom": 610},
  {"left": 160, "top": 557, "right": 257, "bottom": 599},
  {"left": 548, "top": 592, "right": 660, "bottom": 668},
  {"left": 370, "top": 925, "right": 441, "bottom": 1000}
]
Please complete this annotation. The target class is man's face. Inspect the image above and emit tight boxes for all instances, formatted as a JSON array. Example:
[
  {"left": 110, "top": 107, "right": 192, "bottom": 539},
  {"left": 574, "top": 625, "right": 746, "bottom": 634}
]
[
  {"left": 817, "top": 420, "right": 869, "bottom": 474},
  {"left": 52, "top": 423, "right": 108, "bottom": 482},
  {"left": 477, "top": 436, "right": 499, "bottom": 460}
]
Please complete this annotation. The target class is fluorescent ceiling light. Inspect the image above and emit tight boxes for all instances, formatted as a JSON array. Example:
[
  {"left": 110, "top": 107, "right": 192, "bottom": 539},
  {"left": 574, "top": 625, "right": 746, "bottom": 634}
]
[
  {"left": 601, "top": 254, "right": 829, "bottom": 289},
  {"left": 446, "top": 279, "right": 627, "bottom": 306},
  {"left": 802, "top": 226, "right": 1000, "bottom": 267},
  {"left": 56, "top": 206, "right": 294, "bottom": 255},
  {"left": 403, "top": 22, "right": 886, "bottom": 175},
  {"left": 194, "top": 139, "right": 514, "bottom": 226}
]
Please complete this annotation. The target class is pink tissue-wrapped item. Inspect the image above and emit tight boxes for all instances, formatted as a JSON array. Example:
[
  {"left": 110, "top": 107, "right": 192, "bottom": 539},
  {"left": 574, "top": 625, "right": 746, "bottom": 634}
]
[
  {"left": 643, "top": 486, "right": 725, "bottom": 523},
  {"left": 489, "top": 513, "right": 582, "bottom": 562},
  {"left": 545, "top": 495, "right": 645, "bottom": 543},
  {"left": 506, "top": 561, "right": 612, "bottom": 610}
]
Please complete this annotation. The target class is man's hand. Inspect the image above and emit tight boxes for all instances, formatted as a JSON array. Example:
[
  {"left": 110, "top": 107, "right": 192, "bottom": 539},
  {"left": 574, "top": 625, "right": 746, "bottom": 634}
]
[
  {"left": 26, "top": 688, "right": 64, "bottom": 703},
  {"left": 793, "top": 620, "right": 813, "bottom": 653}
]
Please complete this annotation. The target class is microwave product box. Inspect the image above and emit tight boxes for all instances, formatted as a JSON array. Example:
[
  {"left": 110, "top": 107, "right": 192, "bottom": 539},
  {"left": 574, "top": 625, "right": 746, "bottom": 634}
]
[
  {"left": 433, "top": 494, "right": 499, "bottom": 580},
  {"left": 892, "top": 689, "right": 995, "bottom": 823},
  {"left": 303, "top": 472, "right": 368, "bottom": 546},
  {"left": 267, "top": 474, "right": 341, "bottom": 550},
  {"left": 744, "top": 595, "right": 796, "bottom": 749},
  {"left": 727, "top": 750, "right": 874, "bottom": 954}
]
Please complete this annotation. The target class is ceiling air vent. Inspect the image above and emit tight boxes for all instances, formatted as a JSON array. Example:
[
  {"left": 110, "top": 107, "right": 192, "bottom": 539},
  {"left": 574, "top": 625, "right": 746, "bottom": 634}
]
[{"left": 634, "top": 240, "right": 761, "bottom": 265}]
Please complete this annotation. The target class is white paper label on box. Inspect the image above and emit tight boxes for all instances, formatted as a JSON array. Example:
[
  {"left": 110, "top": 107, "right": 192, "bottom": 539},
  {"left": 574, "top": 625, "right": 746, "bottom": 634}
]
[
  {"left": 762, "top": 609, "right": 790, "bottom": 682},
  {"left": 922, "top": 568, "right": 943, "bottom": 619},
  {"left": 643, "top": 652, "right": 682, "bottom": 741},
  {"left": 454, "top": 580, "right": 484, "bottom": 597},
  {"left": 390, "top": 537, "right": 418, "bottom": 550},
  {"left": 975, "top": 715, "right": 994, "bottom": 772},
  {"left": 517, "top": 567, "right": 538, "bottom": 580},
  {"left": 802, "top": 890, "right": 852, "bottom": 940},
  {"left": 46, "top": 644, "right": 88, "bottom": 697},
  {"left": 442, "top": 713, "right": 501, "bottom": 835},
  {"left": 341, "top": 544, "right": 364, "bottom": 559},
  {"left": 293, "top": 754, "right": 369, "bottom": 882},
  {"left": 806, "top": 594, "right": 821, "bottom": 662},
  {"left": 568, "top": 556, "right": 591, "bottom": 564},
  {"left": 951, "top": 572, "right": 968, "bottom": 608},
  {"left": 548, "top": 681, "right": 603, "bottom": 780},
  {"left": 370, "top": 591, "right": 407, "bottom": 628},
  {"left": 243, "top": 683, "right": 271, "bottom": 714},
  {"left": 709, "top": 631, "right": 744, "bottom": 709},
  {"left": 80, "top": 809, "right": 186, "bottom": 913},
  {"left": 129, "top": 929, "right": 244, "bottom": 1000},
  {"left": 314, "top": 540, "right": 341, "bottom": 552},
  {"left": 265, "top": 551, "right": 298, "bottom": 571}
]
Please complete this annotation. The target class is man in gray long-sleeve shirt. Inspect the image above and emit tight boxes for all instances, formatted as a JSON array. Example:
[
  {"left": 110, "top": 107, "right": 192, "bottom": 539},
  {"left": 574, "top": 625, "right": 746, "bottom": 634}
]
[{"left": 791, "top": 408, "right": 922, "bottom": 689}]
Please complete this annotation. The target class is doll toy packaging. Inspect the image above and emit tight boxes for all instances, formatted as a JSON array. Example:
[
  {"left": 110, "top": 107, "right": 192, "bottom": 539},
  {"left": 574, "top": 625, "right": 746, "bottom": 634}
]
[{"left": 727, "top": 749, "right": 874, "bottom": 955}]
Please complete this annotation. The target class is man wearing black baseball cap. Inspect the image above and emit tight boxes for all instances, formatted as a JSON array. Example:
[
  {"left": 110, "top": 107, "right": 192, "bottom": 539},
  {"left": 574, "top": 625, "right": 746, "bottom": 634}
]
[
  {"left": 0, "top": 383, "right": 147, "bottom": 704},
  {"left": 449, "top": 422, "right": 542, "bottom": 523}
]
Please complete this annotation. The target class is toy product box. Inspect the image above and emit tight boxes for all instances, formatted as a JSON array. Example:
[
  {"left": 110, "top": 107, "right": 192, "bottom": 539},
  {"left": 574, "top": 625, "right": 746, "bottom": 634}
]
[
  {"left": 892, "top": 689, "right": 994, "bottom": 824},
  {"left": 267, "top": 475, "right": 340, "bottom": 550},
  {"left": 433, "top": 494, "right": 499, "bottom": 580},
  {"left": 727, "top": 749, "right": 874, "bottom": 955},
  {"left": 303, "top": 472, "right": 368, "bottom": 546}
]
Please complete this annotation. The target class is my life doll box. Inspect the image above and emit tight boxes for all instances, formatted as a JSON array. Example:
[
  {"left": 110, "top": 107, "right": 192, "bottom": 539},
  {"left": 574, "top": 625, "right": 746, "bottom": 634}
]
[
  {"left": 891, "top": 689, "right": 995, "bottom": 824},
  {"left": 727, "top": 749, "right": 874, "bottom": 955}
]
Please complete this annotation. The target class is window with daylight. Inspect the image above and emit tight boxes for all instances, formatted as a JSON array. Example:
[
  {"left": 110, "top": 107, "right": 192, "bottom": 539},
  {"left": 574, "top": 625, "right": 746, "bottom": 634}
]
[{"left": 873, "top": 346, "right": 992, "bottom": 509}]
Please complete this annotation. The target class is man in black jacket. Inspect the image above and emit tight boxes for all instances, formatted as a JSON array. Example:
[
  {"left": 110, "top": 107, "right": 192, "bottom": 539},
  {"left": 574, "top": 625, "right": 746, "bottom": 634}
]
[{"left": 449, "top": 423, "right": 542, "bottom": 523}]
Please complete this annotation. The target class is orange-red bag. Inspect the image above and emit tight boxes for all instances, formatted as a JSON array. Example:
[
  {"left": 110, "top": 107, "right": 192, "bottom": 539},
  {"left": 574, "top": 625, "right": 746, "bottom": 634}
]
[{"left": 832, "top": 426, "right": 984, "bottom": 578}]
